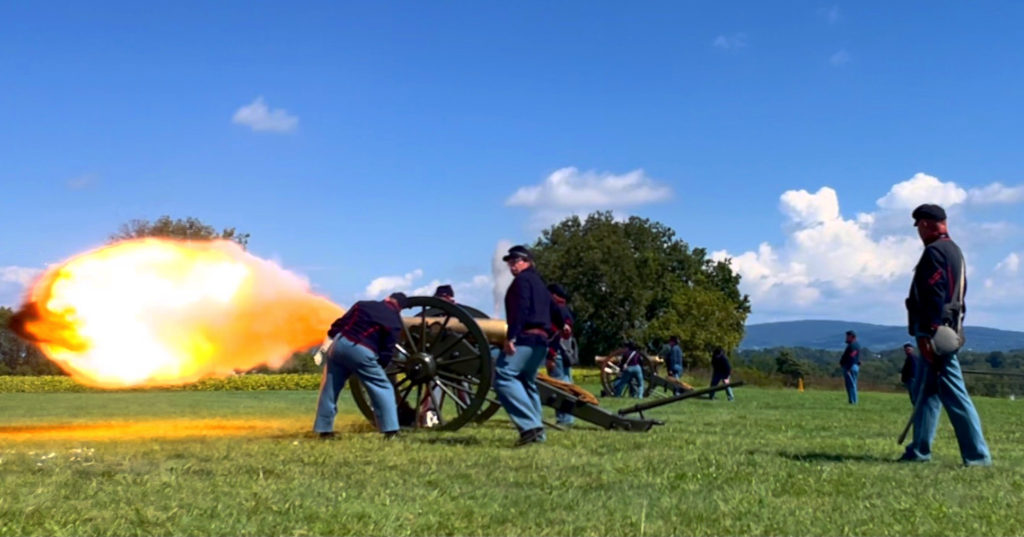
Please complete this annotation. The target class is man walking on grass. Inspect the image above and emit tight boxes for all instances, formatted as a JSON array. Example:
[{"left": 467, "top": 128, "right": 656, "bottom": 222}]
[{"left": 899, "top": 203, "right": 991, "bottom": 467}]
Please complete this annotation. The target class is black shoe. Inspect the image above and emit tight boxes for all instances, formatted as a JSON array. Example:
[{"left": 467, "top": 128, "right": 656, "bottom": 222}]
[
  {"left": 514, "top": 427, "right": 545, "bottom": 447},
  {"left": 382, "top": 431, "right": 400, "bottom": 441},
  {"left": 318, "top": 432, "right": 335, "bottom": 440}
]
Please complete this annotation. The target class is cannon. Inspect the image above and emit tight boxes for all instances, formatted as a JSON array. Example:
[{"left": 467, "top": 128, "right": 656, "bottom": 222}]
[
  {"left": 344, "top": 296, "right": 734, "bottom": 432},
  {"left": 597, "top": 352, "right": 694, "bottom": 398}
]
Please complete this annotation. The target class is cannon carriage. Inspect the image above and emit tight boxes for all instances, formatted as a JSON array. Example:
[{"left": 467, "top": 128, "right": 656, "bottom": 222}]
[{"left": 345, "top": 296, "right": 736, "bottom": 432}]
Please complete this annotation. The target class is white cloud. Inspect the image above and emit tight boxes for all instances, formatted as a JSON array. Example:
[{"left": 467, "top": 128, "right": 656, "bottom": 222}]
[
  {"left": 364, "top": 269, "right": 423, "bottom": 299},
  {"left": 712, "top": 33, "right": 747, "bottom": 51},
  {"left": 968, "top": 182, "right": 1024, "bottom": 205},
  {"left": 361, "top": 268, "right": 495, "bottom": 314},
  {"left": 1, "top": 266, "right": 40, "bottom": 286},
  {"left": 876, "top": 172, "right": 967, "bottom": 210},
  {"left": 506, "top": 167, "right": 671, "bottom": 228},
  {"left": 994, "top": 252, "right": 1020, "bottom": 275},
  {"left": 829, "top": 49, "right": 851, "bottom": 66},
  {"left": 819, "top": 5, "right": 840, "bottom": 24},
  {"left": 232, "top": 97, "right": 298, "bottom": 133}
]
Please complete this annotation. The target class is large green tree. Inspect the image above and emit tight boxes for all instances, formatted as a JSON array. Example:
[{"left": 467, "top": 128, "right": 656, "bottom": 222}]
[
  {"left": 530, "top": 211, "right": 750, "bottom": 366},
  {"left": 110, "top": 216, "right": 250, "bottom": 248}
]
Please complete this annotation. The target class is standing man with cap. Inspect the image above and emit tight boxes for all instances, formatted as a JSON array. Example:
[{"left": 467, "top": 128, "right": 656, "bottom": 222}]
[
  {"left": 497, "top": 245, "right": 563, "bottom": 446},
  {"left": 839, "top": 330, "right": 861, "bottom": 404},
  {"left": 666, "top": 336, "right": 685, "bottom": 395},
  {"left": 900, "top": 203, "right": 991, "bottom": 466},
  {"left": 314, "top": 292, "right": 408, "bottom": 439},
  {"left": 546, "top": 283, "right": 578, "bottom": 427}
]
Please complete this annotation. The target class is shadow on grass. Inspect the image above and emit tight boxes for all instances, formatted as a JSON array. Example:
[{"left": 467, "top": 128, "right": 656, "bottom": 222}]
[
  {"left": 777, "top": 451, "right": 895, "bottom": 463},
  {"left": 417, "top": 435, "right": 482, "bottom": 446}
]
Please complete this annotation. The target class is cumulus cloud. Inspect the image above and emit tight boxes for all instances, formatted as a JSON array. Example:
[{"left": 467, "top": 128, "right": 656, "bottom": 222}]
[
  {"left": 713, "top": 33, "right": 747, "bottom": 51},
  {"left": 364, "top": 269, "right": 424, "bottom": 299},
  {"left": 1, "top": 266, "right": 40, "bottom": 286},
  {"left": 506, "top": 167, "right": 671, "bottom": 228},
  {"left": 876, "top": 172, "right": 968, "bottom": 210},
  {"left": 716, "top": 172, "right": 1024, "bottom": 328},
  {"left": 829, "top": 49, "right": 851, "bottom": 66},
  {"left": 968, "top": 182, "right": 1024, "bottom": 205},
  {"left": 232, "top": 97, "right": 299, "bottom": 133},
  {"left": 361, "top": 268, "right": 494, "bottom": 313}
]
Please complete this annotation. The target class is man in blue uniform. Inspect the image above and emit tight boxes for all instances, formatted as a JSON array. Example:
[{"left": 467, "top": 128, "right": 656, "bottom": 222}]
[
  {"left": 839, "top": 330, "right": 861, "bottom": 404},
  {"left": 313, "top": 292, "right": 408, "bottom": 439},
  {"left": 496, "top": 245, "right": 563, "bottom": 446},
  {"left": 613, "top": 342, "right": 645, "bottom": 398},
  {"left": 709, "top": 346, "right": 734, "bottom": 401},
  {"left": 666, "top": 336, "right": 684, "bottom": 395},
  {"left": 900, "top": 203, "right": 991, "bottom": 466},
  {"left": 546, "top": 283, "right": 578, "bottom": 427},
  {"left": 900, "top": 342, "right": 918, "bottom": 403}
]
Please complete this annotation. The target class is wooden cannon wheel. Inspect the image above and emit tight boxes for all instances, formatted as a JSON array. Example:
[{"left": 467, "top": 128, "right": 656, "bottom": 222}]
[{"left": 349, "top": 296, "right": 493, "bottom": 431}]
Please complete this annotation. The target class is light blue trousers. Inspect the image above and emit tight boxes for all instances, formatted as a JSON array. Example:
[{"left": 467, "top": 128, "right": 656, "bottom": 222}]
[
  {"left": 903, "top": 353, "right": 991, "bottom": 466},
  {"left": 314, "top": 336, "right": 399, "bottom": 434},
  {"left": 494, "top": 344, "right": 548, "bottom": 432},
  {"left": 614, "top": 364, "right": 644, "bottom": 398},
  {"left": 709, "top": 372, "right": 734, "bottom": 400},
  {"left": 843, "top": 364, "right": 859, "bottom": 404},
  {"left": 546, "top": 357, "right": 575, "bottom": 425}
]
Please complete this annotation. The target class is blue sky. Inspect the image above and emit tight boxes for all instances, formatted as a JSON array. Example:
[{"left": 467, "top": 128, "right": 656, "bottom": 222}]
[{"left": 3, "top": 2, "right": 1024, "bottom": 330}]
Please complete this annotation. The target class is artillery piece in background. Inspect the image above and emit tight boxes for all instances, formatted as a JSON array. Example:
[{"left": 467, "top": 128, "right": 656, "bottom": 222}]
[
  {"left": 597, "top": 351, "right": 695, "bottom": 398},
  {"left": 343, "top": 296, "right": 738, "bottom": 433}
]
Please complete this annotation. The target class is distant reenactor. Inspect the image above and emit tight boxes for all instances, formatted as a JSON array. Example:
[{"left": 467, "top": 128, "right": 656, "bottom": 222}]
[
  {"left": 546, "top": 284, "right": 578, "bottom": 426},
  {"left": 839, "top": 330, "right": 861, "bottom": 404},
  {"left": 709, "top": 347, "right": 735, "bottom": 401},
  {"left": 899, "top": 203, "right": 991, "bottom": 466},
  {"left": 666, "top": 336, "right": 685, "bottom": 395},
  {"left": 313, "top": 292, "right": 408, "bottom": 439},
  {"left": 613, "top": 342, "right": 645, "bottom": 398}
]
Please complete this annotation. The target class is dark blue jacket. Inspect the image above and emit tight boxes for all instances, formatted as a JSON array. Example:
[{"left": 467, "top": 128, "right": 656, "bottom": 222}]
[
  {"left": 668, "top": 344, "right": 684, "bottom": 371},
  {"left": 840, "top": 341, "right": 861, "bottom": 369},
  {"left": 327, "top": 300, "right": 403, "bottom": 364},
  {"left": 622, "top": 349, "right": 643, "bottom": 367},
  {"left": 906, "top": 235, "right": 966, "bottom": 337},
  {"left": 711, "top": 350, "right": 732, "bottom": 376},
  {"left": 505, "top": 266, "right": 559, "bottom": 345}
]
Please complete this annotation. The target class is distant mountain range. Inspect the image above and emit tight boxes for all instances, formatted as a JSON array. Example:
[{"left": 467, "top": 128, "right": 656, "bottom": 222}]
[{"left": 741, "top": 320, "right": 1024, "bottom": 352}]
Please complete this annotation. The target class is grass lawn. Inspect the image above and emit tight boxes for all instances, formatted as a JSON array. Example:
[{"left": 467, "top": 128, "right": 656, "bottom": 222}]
[{"left": 0, "top": 382, "right": 1021, "bottom": 536}]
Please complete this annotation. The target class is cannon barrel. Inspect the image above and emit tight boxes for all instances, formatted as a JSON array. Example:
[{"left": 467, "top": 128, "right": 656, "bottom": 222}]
[{"left": 402, "top": 316, "right": 507, "bottom": 345}]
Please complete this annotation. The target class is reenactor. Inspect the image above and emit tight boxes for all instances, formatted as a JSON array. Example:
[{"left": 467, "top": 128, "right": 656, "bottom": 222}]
[
  {"left": 546, "top": 283, "right": 578, "bottom": 426},
  {"left": 496, "top": 245, "right": 564, "bottom": 446},
  {"left": 313, "top": 292, "right": 408, "bottom": 439},
  {"left": 899, "top": 204, "right": 991, "bottom": 466}
]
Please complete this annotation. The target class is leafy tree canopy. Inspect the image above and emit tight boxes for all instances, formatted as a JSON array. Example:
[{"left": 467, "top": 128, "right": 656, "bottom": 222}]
[
  {"left": 530, "top": 211, "right": 750, "bottom": 366},
  {"left": 110, "top": 216, "right": 249, "bottom": 248}
]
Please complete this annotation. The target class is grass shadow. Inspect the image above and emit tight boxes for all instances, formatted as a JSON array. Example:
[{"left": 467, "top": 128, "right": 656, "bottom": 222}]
[
  {"left": 778, "top": 451, "right": 895, "bottom": 464},
  {"left": 417, "top": 435, "right": 482, "bottom": 446}
]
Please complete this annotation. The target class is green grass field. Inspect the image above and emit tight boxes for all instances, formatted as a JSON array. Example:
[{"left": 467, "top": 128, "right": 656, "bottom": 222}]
[{"left": 1, "top": 382, "right": 1021, "bottom": 536}]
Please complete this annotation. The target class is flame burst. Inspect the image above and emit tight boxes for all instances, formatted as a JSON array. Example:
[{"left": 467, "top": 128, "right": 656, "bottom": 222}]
[{"left": 10, "top": 238, "right": 343, "bottom": 388}]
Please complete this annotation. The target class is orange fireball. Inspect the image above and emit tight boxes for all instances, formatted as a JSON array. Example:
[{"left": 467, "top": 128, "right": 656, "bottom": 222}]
[{"left": 10, "top": 238, "right": 343, "bottom": 388}]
